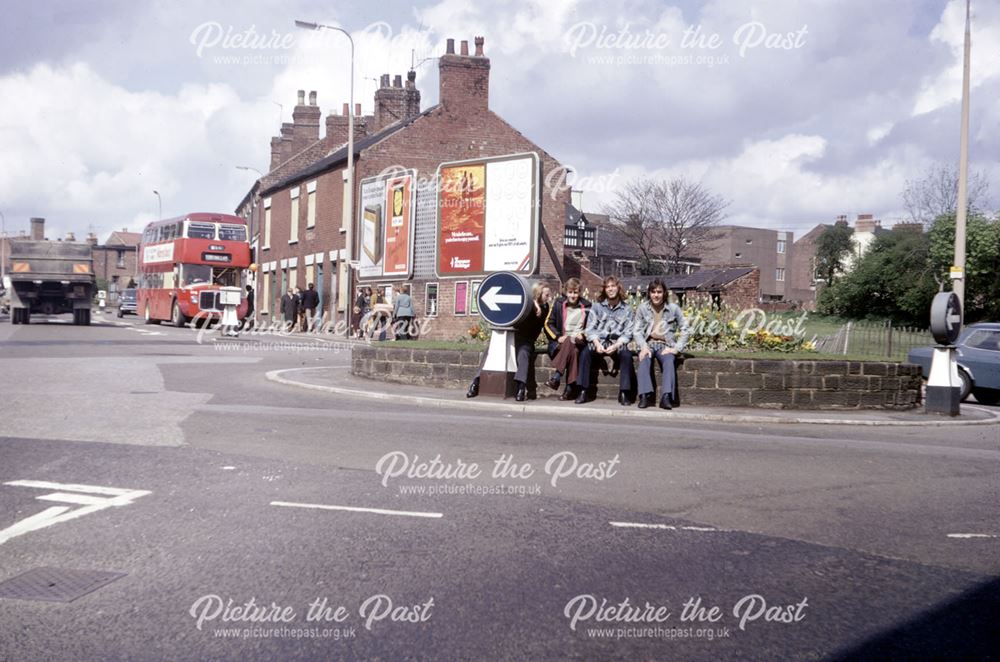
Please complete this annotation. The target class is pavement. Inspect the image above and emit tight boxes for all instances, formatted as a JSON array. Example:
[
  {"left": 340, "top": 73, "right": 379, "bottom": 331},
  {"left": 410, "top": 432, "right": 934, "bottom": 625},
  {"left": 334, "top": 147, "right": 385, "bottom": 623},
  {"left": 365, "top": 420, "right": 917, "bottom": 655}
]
[{"left": 268, "top": 364, "right": 1000, "bottom": 427}]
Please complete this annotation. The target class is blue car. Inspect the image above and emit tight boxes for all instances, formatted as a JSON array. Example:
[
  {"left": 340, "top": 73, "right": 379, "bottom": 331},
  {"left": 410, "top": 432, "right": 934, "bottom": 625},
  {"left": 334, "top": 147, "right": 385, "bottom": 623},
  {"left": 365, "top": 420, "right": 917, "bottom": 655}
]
[
  {"left": 117, "top": 288, "right": 137, "bottom": 318},
  {"left": 907, "top": 323, "right": 1000, "bottom": 405}
]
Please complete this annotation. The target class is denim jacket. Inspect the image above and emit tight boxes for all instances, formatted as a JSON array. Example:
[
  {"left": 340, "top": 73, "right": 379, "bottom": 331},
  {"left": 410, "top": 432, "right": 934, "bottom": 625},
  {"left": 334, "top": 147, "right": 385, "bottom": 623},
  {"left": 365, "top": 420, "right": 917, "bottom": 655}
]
[
  {"left": 585, "top": 299, "right": 633, "bottom": 345},
  {"left": 632, "top": 301, "right": 690, "bottom": 352}
]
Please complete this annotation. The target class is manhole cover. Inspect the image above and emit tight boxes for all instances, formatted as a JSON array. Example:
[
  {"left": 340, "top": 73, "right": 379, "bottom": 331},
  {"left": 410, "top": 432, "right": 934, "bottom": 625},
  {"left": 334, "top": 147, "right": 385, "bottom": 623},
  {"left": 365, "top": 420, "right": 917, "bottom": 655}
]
[{"left": 0, "top": 567, "right": 126, "bottom": 603}]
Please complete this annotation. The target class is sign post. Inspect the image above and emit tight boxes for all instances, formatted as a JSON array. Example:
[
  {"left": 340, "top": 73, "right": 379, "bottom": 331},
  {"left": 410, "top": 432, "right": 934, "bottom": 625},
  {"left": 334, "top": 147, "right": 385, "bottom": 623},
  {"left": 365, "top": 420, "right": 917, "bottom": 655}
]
[
  {"left": 926, "top": 291, "right": 963, "bottom": 416},
  {"left": 475, "top": 272, "right": 531, "bottom": 398}
]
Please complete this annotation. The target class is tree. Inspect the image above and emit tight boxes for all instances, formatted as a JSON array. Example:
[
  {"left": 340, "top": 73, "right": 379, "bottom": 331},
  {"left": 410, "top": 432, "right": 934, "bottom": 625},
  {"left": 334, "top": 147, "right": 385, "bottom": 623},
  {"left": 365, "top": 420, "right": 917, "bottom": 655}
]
[
  {"left": 603, "top": 179, "right": 663, "bottom": 275},
  {"left": 818, "top": 228, "right": 938, "bottom": 325},
  {"left": 902, "top": 163, "right": 990, "bottom": 227},
  {"left": 604, "top": 176, "right": 727, "bottom": 275},
  {"left": 813, "top": 222, "right": 854, "bottom": 284},
  {"left": 927, "top": 213, "right": 1000, "bottom": 322}
]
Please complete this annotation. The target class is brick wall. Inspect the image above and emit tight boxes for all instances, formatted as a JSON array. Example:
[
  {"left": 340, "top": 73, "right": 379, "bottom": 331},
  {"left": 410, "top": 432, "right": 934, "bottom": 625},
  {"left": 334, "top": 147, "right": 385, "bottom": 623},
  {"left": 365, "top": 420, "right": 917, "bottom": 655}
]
[{"left": 352, "top": 345, "right": 922, "bottom": 410}]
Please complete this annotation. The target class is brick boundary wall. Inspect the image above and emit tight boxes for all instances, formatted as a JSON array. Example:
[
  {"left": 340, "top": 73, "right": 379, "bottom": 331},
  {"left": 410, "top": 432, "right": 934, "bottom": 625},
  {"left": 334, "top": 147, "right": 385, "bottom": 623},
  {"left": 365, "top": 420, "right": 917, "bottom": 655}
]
[{"left": 351, "top": 346, "right": 922, "bottom": 410}]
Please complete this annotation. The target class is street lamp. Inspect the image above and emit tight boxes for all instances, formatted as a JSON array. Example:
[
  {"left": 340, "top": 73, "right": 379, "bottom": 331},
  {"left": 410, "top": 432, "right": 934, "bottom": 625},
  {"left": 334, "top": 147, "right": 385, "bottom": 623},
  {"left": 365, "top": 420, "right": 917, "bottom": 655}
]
[
  {"left": 153, "top": 190, "right": 162, "bottom": 220},
  {"left": 295, "top": 19, "right": 354, "bottom": 336},
  {"left": 0, "top": 209, "right": 6, "bottom": 282}
]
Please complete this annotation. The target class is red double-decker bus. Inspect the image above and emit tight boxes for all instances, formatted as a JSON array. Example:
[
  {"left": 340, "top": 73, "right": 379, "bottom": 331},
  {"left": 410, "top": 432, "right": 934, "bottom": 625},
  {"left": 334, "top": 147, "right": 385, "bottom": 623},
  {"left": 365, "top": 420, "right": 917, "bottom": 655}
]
[{"left": 137, "top": 213, "right": 251, "bottom": 326}]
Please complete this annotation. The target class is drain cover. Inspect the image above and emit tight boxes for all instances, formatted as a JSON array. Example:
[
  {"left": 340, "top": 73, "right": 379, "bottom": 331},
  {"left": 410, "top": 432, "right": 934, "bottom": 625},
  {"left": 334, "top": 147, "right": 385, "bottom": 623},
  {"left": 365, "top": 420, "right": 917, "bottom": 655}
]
[{"left": 0, "top": 567, "right": 126, "bottom": 603}]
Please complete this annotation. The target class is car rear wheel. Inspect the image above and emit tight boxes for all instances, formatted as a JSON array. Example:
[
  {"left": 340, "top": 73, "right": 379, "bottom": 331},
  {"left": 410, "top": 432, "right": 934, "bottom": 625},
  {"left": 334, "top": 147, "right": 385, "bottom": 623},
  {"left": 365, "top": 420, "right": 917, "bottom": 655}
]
[{"left": 972, "top": 387, "right": 1000, "bottom": 406}]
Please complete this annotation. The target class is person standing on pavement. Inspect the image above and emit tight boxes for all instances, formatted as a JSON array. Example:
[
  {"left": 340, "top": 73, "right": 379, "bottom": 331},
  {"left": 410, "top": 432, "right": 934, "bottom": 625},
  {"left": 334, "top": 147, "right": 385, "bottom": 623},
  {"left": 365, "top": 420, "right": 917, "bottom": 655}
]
[
  {"left": 293, "top": 287, "right": 305, "bottom": 332},
  {"left": 578, "top": 276, "right": 636, "bottom": 406},
  {"left": 301, "top": 283, "right": 319, "bottom": 332},
  {"left": 244, "top": 284, "right": 255, "bottom": 330},
  {"left": 280, "top": 288, "right": 298, "bottom": 332},
  {"left": 542, "top": 278, "right": 591, "bottom": 402},
  {"left": 392, "top": 284, "right": 415, "bottom": 340},
  {"left": 633, "top": 279, "right": 690, "bottom": 410},
  {"left": 467, "top": 281, "right": 551, "bottom": 401}
]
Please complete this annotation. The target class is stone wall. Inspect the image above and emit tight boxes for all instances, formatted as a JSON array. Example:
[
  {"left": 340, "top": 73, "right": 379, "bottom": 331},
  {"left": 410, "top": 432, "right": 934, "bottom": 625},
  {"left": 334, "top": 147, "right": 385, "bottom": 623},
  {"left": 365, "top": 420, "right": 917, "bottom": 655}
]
[{"left": 351, "top": 345, "right": 923, "bottom": 410}]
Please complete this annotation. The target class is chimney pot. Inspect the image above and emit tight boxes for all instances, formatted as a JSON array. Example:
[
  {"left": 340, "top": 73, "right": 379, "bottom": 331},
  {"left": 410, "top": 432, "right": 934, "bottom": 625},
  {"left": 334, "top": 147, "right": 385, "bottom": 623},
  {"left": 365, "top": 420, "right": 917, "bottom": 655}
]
[
  {"left": 308, "top": 90, "right": 317, "bottom": 105},
  {"left": 297, "top": 90, "right": 305, "bottom": 105},
  {"left": 342, "top": 102, "right": 349, "bottom": 115},
  {"left": 393, "top": 74, "right": 402, "bottom": 88},
  {"left": 407, "top": 70, "right": 416, "bottom": 83},
  {"left": 460, "top": 40, "right": 469, "bottom": 56},
  {"left": 474, "top": 36, "right": 484, "bottom": 56},
  {"left": 446, "top": 38, "right": 455, "bottom": 54},
  {"left": 380, "top": 73, "right": 390, "bottom": 88},
  {"left": 355, "top": 103, "right": 361, "bottom": 116}
]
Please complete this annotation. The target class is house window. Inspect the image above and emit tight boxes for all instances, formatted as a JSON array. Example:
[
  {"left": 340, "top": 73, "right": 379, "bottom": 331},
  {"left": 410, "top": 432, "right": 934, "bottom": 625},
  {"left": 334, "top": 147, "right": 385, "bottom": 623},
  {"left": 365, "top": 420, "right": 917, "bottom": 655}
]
[
  {"left": 289, "top": 187, "right": 300, "bottom": 244},
  {"left": 425, "top": 283, "right": 439, "bottom": 318},
  {"left": 776, "top": 267, "right": 786, "bottom": 282},
  {"left": 777, "top": 239, "right": 786, "bottom": 254},
  {"left": 306, "top": 181, "right": 317, "bottom": 228},
  {"left": 116, "top": 250, "right": 125, "bottom": 268},
  {"left": 564, "top": 228, "right": 578, "bottom": 247},
  {"left": 263, "top": 197, "right": 272, "bottom": 250},
  {"left": 470, "top": 280, "right": 482, "bottom": 315},
  {"left": 454, "top": 281, "right": 468, "bottom": 316}
]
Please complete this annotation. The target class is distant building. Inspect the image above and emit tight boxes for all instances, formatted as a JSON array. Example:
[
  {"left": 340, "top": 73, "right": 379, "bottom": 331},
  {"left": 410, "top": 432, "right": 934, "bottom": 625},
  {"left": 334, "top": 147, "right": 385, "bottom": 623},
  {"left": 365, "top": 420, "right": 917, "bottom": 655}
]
[
  {"left": 696, "top": 225, "right": 792, "bottom": 302},
  {"left": 90, "top": 229, "right": 140, "bottom": 300},
  {"left": 622, "top": 267, "right": 760, "bottom": 311}
]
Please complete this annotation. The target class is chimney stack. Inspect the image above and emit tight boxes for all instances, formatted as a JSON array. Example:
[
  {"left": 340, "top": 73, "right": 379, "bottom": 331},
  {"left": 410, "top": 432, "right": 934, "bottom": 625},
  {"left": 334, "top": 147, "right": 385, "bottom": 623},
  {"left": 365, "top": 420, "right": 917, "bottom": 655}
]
[
  {"left": 439, "top": 36, "right": 490, "bottom": 113},
  {"left": 30, "top": 217, "right": 44, "bottom": 241},
  {"left": 86, "top": 232, "right": 98, "bottom": 246},
  {"left": 291, "top": 90, "right": 321, "bottom": 154},
  {"left": 373, "top": 69, "right": 422, "bottom": 132}
]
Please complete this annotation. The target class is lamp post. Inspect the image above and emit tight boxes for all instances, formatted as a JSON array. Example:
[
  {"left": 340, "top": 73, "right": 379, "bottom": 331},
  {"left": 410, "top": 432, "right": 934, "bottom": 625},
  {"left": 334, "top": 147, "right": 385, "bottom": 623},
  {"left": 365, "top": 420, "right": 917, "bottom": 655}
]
[
  {"left": 0, "top": 209, "right": 6, "bottom": 282},
  {"left": 952, "top": 0, "right": 972, "bottom": 313},
  {"left": 295, "top": 19, "right": 354, "bottom": 336},
  {"left": 153, "top": 190, "right": 162, "bottom": 220}
]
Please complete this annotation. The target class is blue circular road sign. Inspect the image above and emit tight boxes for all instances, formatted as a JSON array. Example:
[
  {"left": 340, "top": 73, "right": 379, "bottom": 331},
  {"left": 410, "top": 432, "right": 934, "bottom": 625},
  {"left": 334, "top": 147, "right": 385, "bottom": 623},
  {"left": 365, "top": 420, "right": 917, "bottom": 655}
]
[{"left": 477, "top": 272, "right": 531, "bottom": 329}]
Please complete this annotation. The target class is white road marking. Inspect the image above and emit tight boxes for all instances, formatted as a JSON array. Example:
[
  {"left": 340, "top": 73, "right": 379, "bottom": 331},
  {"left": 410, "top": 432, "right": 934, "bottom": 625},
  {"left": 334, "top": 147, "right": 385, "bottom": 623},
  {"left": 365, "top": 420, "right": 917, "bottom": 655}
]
[
  {"left": 947, "top": 533, "right": 998, "bottom": 539},
  {"left": 221, "top": 466, "right": 236, "bottom": 471},
  {"left": 0, "top": 480, "right": 151, "bottom": 545},
  {"left": 270, "top": 501, "right": 443, "bottom": 519},
  {"left": 610, "top": 521, "right": 719, "bottom": 532}
]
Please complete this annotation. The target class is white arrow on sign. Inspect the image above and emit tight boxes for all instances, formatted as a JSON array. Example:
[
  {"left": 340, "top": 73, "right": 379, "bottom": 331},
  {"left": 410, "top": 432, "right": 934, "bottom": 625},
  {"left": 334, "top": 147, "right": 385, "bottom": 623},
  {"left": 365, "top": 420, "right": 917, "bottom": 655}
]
[
  {"left": 946, "top": 312, "right": 961, "bottom": 330},
  {"left": 481, "top": 286, "right": 522, "bottom": 312}
]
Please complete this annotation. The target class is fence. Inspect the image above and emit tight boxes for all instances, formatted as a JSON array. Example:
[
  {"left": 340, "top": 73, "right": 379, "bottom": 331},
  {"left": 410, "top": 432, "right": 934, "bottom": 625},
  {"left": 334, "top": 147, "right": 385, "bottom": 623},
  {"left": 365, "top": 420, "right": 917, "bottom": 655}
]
[{"left": 813, "top": 321, "right": 932, "bottom": 361}]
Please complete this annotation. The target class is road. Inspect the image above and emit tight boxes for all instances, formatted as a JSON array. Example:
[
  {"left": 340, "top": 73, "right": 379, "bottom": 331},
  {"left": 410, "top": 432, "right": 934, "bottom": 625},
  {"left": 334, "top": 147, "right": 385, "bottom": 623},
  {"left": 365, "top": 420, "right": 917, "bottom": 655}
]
[{"left": 0, "top": 313, "right": 997, "bottom": 660}]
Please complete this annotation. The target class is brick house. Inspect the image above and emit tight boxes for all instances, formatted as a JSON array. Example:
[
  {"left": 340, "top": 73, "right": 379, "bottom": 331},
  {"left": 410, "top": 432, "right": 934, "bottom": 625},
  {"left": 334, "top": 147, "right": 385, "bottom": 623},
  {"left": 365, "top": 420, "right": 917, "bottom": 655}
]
[
  {"left": 622, "top": 267, "right": 760, "bottom": 311},
  {"left": 90, "top": 229, "right": 140, "bottom": 300},
  {"left": 240, "top": 37, "right": 571, "bottom": 339},
  {"left": 696, "top": 225, "right": 793, "bottom": 302}
]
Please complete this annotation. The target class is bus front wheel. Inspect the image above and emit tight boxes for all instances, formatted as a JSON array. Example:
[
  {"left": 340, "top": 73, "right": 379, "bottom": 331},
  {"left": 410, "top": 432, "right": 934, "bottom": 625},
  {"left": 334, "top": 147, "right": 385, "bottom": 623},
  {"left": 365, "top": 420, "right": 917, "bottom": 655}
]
[
  {"left": 144, "top": 303, "right": 160, "bottom": 325},
  {"left": 171, "top": 301, "right": 186, "bottom": 328}
]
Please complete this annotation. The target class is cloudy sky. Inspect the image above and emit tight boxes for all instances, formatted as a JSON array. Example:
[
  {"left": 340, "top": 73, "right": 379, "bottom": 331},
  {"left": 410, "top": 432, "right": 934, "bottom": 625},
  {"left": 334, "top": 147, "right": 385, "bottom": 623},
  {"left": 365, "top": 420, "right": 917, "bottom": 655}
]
[{"left": 1, "top": 0, "right": 997, "bottom": 242}]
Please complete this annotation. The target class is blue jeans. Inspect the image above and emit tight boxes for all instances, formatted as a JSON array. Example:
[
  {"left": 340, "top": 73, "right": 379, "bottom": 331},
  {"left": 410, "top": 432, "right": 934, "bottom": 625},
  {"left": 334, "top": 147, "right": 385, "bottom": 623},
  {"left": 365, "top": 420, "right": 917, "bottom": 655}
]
[
  {"left": 638, "top": 346, "right": 677, "bottom": 397},
  {"left": 578, "top": 342, "right": 635, "bottom": 391}
]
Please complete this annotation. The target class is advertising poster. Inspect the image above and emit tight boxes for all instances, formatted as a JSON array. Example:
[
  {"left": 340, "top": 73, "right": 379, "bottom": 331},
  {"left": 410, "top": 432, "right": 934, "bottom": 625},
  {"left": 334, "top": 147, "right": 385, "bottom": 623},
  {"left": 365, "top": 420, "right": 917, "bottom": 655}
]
[
  {"left": 436, "top": 153, "right": 538, "bottom": 278},
  {"left": 437, "top": 164, "right": 485, "bottom": 275},
  {"left": 358, "top": 169, "right": 416, "bottom": 280},
  {"left": 484, "top": 157, "right": 534, "bottom": 272},
  {"left": 382, "top": 175, "right": 413, "bottom": 277}
]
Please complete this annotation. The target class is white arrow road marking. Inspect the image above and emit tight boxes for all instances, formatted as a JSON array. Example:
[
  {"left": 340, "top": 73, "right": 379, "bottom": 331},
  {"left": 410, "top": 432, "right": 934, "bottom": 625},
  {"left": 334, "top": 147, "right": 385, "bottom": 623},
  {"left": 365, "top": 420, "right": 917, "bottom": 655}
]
[
  {"left": 946, "top": 313, "right": 961, "bottom": 330},
  {"left": 481, "top": 286, "right": 523, "bottom": 312},
  {"left": 610, "top": 521, "right": 718, "bottom": 532},
  {"left": 0, "top": 480, "right": 151, "bottom": 545},
  {"left": 271, "top": 501, "right": 442, "bottom": 519}
]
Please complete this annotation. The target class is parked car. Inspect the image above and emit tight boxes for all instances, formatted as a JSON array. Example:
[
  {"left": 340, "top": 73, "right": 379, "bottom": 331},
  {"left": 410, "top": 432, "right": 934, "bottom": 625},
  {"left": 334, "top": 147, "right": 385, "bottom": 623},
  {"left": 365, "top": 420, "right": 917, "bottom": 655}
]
[
  {"left": 117, "top": 288, "right": 137, "bottom": 318},
  {"left": 907, "top": 323, "right": 1000, "bottom": 405}
]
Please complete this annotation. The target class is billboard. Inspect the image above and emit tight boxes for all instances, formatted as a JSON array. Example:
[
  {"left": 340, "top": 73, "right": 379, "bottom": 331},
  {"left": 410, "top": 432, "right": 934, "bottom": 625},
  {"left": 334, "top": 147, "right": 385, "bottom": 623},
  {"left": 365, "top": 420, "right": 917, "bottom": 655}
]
[
  {"left": 358, "top": 169, "right": 416, "bottom": 280},
  {"left": 436, "top": 152, "right": 539, "bottom": 278}
]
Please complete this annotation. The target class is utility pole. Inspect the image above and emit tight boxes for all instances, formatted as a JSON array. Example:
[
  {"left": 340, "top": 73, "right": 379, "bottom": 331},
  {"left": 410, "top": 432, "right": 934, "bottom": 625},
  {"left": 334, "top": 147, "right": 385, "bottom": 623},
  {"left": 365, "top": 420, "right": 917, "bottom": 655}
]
[{"left": 952, "top": 0, "right": 972, "bottom": 313}]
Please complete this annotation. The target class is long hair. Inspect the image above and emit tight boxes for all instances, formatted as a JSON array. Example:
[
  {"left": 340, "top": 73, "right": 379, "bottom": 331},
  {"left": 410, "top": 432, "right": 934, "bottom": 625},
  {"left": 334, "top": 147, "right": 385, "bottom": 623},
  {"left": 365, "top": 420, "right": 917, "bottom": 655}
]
[{"left": 599, "top": 276, "right": 623, "bottom": 302}]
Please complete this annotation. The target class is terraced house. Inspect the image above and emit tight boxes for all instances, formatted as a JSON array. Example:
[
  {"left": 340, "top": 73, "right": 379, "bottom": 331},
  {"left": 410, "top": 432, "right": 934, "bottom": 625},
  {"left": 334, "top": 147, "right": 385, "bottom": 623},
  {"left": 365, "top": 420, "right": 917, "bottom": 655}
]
[{"left": 237, "top": 37, "right": 572, "bottom": 339}]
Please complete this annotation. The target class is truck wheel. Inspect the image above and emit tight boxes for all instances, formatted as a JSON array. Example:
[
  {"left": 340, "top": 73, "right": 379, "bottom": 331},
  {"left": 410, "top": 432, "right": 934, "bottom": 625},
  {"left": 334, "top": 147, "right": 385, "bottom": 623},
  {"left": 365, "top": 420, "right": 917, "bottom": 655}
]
[
  {"left": 72, "top": 309, "right": 80, "bottom": 325},
  {"left": 81, "top": 309, "right": 91, "bottom": 326},
  {"left": 171, "top": 301, "right": 186, "bottom": 328},
  {"left": 11, "top": 308, "right": 21, "bottom": 324}
]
